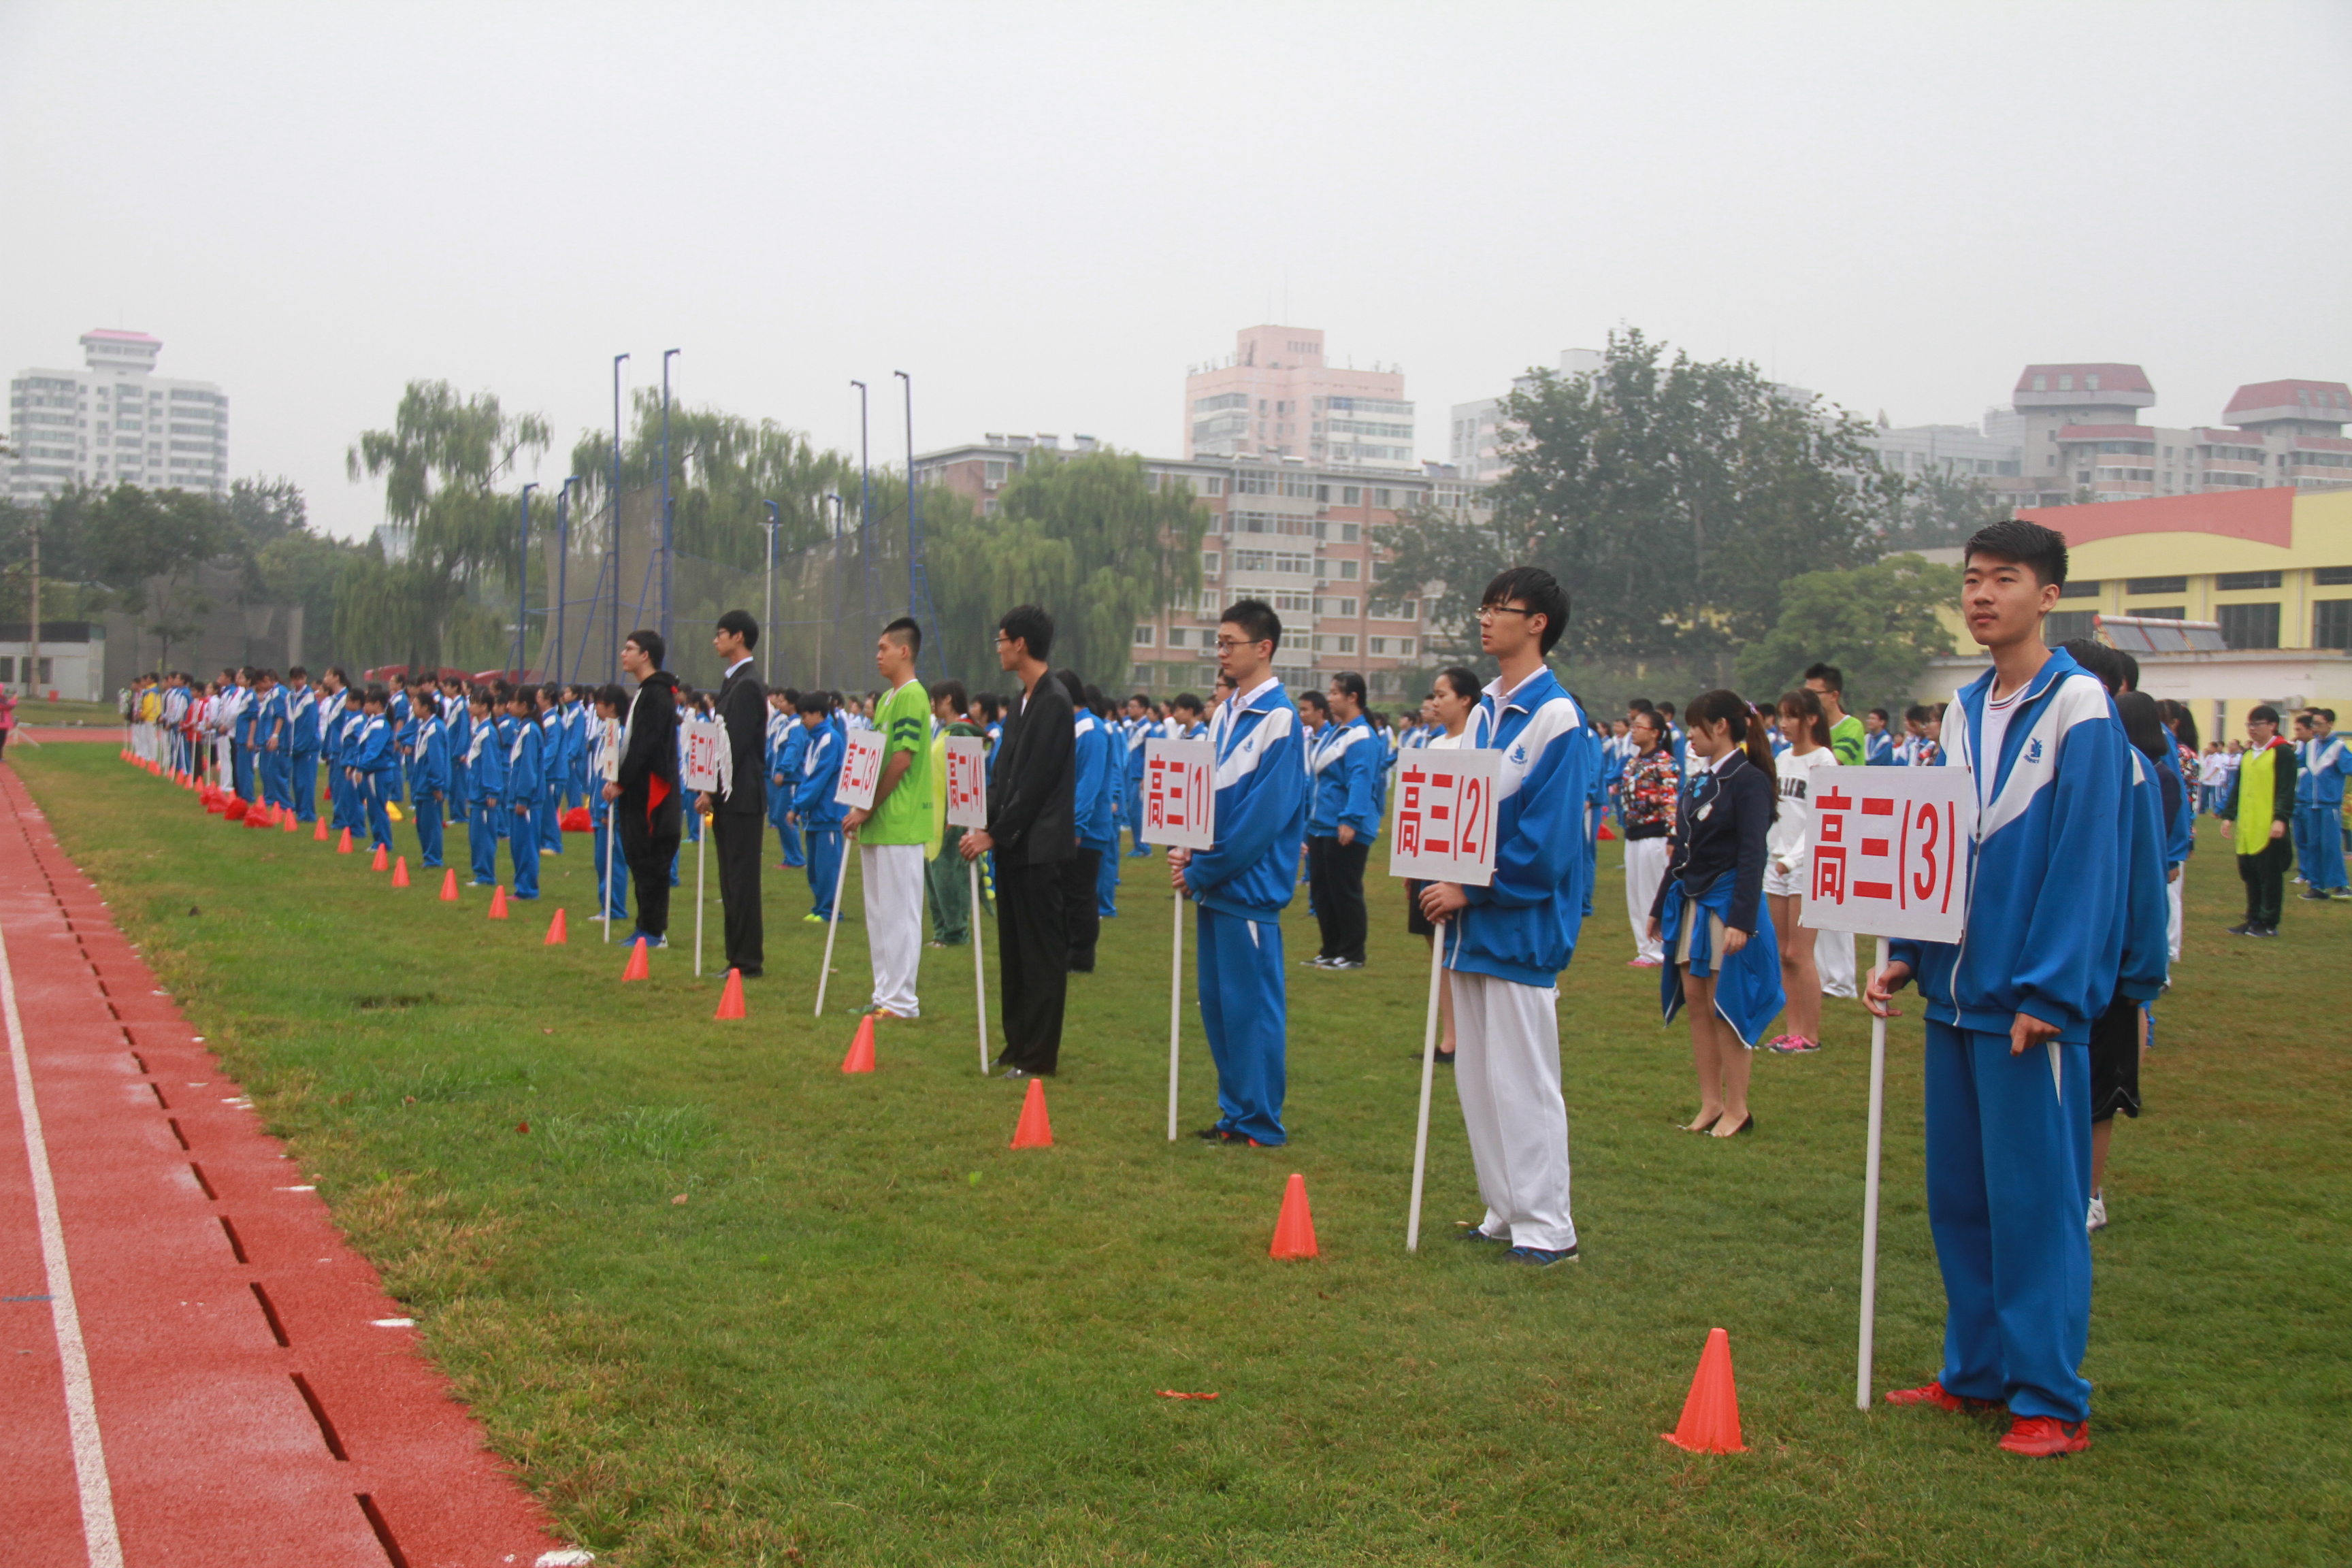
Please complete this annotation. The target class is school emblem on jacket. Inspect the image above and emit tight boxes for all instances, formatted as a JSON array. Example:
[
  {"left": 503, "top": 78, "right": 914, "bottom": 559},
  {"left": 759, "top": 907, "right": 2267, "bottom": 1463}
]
[
  {"left": 1510, "top": 744, "right": 1527, "bottom": 764},
  {"left": 2025, "top": 738, "right": 2044, "bottom": 764}
]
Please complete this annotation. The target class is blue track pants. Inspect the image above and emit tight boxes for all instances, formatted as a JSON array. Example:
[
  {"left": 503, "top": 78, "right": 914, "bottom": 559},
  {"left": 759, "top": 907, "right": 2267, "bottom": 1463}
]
[
  {"left": 413, "top": 793, "right": 444, "bottom": 868},
  {"left": 468, "top": 802, "right": 502, "bottom": 884},
  {"left": 1195, "top": 904, "right": 1288, "bottom": 1145},
  {"left": 506, "top": 808, "right": 540, "bottom": 897},
  {"left": 803, "top": 826, "right": 843, "bottom": 918},
  {"left": 593, "top": 819, "right": 630, "bottom": 920},
  {"left": 2296, "top": 804, "right": 2345, "bottom": 891},
  {"left": 291, "top": 755, "right": 318, "bottom": 822}
]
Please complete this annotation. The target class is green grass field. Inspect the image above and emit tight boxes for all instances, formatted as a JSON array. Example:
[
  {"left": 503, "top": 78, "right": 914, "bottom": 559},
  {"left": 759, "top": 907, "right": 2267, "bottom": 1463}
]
[{"left": 18, "top": 743, "right": 2350, "bottom": 1566}]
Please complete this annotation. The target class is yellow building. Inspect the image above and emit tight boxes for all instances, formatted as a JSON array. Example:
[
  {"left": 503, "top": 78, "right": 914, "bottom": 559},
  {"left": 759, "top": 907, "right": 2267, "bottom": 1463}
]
[{"left": 1918, "top": 487, "right": 2352, "bottom": 740}]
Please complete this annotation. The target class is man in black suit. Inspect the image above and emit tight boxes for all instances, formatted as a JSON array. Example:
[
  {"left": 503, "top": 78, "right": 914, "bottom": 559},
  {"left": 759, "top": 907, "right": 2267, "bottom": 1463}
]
[
  {"left": 700, "top": 610, "right": 768, "bottom": 977},
  {"left": 605, "top": 629, "right": 683, "bottom": 948},
  {"left": 960, "top": 604, "right": 1075, "bottom": 1077}
]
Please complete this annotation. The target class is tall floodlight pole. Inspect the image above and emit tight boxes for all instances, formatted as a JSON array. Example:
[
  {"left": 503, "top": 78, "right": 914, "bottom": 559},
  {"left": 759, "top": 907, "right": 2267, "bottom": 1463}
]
[
  {"left": 851, "top": 380, "right": 874, "bottom": 657},
  {"left": 761, "top": 499, "right": 781, "bottom": 687},
  {"left": 611, "top": 353, "right": 630, "bottom": 681},
  {"left": 894, "top": 370, "right": 938, "bottom": 679},
  {"left": 515, "top": 482, "right": 540, "bottom": 677},
  {"left": 660, "top": 348, "right": 681, "bottom": 655},
  {"left": 824, "top": 491, "right": 845, "bottom": 689},
  {"left": 555, "top": 475, "right": 579, "bottom": 681}
]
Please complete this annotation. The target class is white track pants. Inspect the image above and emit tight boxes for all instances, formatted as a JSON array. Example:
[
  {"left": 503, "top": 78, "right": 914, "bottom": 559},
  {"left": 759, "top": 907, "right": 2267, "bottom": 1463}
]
[
  {"left": 861, "top": 842, "right": 926, "bottom": 1017},
  {"left": 1450, "top": 970, "right": 1577, "bottom": 1252},
  {"left": 1624, "top": 836, "right": 1668, "bottom": 962},
  {"left": 2167, "top": 874, "right": 2183, "bottom": 964},
  {"left": 1816, "top": 926, "right": 1857, "bottom": 999}
]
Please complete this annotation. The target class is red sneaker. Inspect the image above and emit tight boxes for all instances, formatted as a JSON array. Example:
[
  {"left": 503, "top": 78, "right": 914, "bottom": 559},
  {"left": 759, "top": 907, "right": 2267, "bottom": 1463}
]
[
  {"left": 1885, "top": 1379, "right": 2002, "bottom": 1414},
  {"left": 1999, "top": 1416, "right": 2090, "bottom": 1456}
]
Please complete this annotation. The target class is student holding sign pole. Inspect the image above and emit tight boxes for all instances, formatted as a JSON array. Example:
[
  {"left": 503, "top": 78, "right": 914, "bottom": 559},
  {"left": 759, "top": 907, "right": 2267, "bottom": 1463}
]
[
  {"left": 607, "top": 630, "right": 683, "bottom": 949},
  {"left": 845, "top": 619, "right": 932, "bottom": 1020},
  {"left": 1170, "top": 600, "right": 1306, "bottom": 1147},
  {"left": 1865, "top": 518, "right": 2142, "bottom": 1459},
  {"left": 1416, "top": 568, "right": 1599, "bottom": 1264},
  {"left": 960, "top": 605, "right": 1076, "bottom": 1077}
]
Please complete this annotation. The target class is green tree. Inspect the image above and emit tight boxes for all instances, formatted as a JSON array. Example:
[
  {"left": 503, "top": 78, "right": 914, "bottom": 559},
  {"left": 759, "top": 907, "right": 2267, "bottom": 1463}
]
[
  {"left": 81, "top": 483, "right": 228, "bottom": 668},
  {"left": 1731, "top": 553, "right": 1959, "bottom": 710},
  {"left": 568, "top": 393, "right": 858, "bottom": 568},
  {"left": 343, "top": 381, "right": 551, "bottom": 671},
  {"left": 1882, "top": 466, "right": 2007, "bottom": 552},
  {"left": 925, "top": 448, "right": 1209, "bottom": 689}
]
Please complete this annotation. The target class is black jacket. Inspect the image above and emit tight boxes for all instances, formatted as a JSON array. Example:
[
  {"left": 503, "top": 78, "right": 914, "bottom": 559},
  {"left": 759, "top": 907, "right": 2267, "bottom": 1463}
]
[
  {"left": 710, "top": 662, "right": 766, "bottom": 818},
  {"left": 619, "top": 670, "right": 683, "bottom": 832},
  {"left": 1652, "top": 749, "right": 1774, "bottom": 935},
  {"left": 985, "top": 675, "right": 1076, "bottom": 866}
]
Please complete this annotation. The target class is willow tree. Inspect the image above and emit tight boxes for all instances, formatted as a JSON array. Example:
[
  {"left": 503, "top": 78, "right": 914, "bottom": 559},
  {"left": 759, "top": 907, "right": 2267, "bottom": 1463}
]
[{"left": 340, "top": 381, "right": 549, "bottom": 671}]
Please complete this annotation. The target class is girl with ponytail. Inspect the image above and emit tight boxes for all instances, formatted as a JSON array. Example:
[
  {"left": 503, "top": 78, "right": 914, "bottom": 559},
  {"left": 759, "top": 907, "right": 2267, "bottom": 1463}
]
[{"left": 1647, "top": 689, "right": 1786, "bottom": 1137}]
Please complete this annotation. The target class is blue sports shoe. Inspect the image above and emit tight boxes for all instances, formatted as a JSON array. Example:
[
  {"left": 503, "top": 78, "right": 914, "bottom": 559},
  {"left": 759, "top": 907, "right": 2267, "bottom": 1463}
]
[{"left": 1504, "top": 1244, "right": 1579, "bottom": 1267}]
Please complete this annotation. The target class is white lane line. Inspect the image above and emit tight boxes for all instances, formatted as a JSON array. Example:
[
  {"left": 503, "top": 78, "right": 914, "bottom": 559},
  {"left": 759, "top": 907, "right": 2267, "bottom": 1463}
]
[{"left": 1, "top": 918, "right": 127, "bottom": 1568}]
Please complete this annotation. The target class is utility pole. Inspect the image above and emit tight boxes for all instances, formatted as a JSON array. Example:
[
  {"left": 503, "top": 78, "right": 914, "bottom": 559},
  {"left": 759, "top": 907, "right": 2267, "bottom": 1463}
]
[
  {"left": 895, "top": 370, "right": 938, "bottom": 680},
  {"left": 611, "top": 353, "right": 629, "bottom": 682},
  {"left": 852, "top": 380, "right": 874, "bottom": 663},
  {"left": 555, "top": 476, "right": 578, "bottom": 682},
  {"left": 27, "top": 508, "right": 39, "bottom": 701},
  {"left": 660, "top": 348, "right": 680, "bottom": 656},
  {"left": 762, "top": 500, "right": 780, "bottom": 688},
  {"left": 516, "top": 483, "right": 538, "bottom": 677}
]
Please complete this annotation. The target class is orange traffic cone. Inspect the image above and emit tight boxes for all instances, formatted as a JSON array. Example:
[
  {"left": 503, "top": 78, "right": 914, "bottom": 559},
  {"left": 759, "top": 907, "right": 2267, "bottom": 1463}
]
[
  {"left": 714, "top": 968, "right": 746, "bottom": 1019},
  {"left": 488, "top": 885, "right": 509, "bottom": 919},
  {"left": 1660, "top": 1328, "right": 1746, "bottom": 1454},
  {"left": 1010, "top": 1077, "right": 1054, "bottom": 1149},
  {"left": 1269, "top": 1173, "right": 1319, "bottom": 1259},
  {"left": 314, "top": 818, "right": 329, "bottom": 842},
  {"left": 621, "top": 936, "right": 651, "bottom": 981},
  {"left": 337, "top": 827, "right": 354, "bottom": 854},
  {"left": 282, "top": 811, "right": 297, "bottom": 833},
  {"left": 391, "top": 856, "right": 411, "bottom": 887},
  {"left": 840, "top": 1015, "right": 877, "bottom": 1073},
  {"left": 370, "top": 845, "right": 389, "bottom": 871},
  {"left": 439, "top": 868, "right": 460, "bottom": 902},
  {"left": 545, "top": 908, "right": 568, "bottom": 945}
]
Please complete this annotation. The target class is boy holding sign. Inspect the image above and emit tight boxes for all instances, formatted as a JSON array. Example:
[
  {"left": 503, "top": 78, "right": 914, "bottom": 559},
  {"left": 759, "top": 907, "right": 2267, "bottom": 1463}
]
[
  {"left": 1418, "top": 568, "right": 1600, "bottom": 1266},
  {"left": 844, "top": 618, "right": 932, "bottom": 1019},
  {"left": 1865, "top": 519, "right": 2140, "bottom": 1457},
  {"left": 1171, "top": 599, "right": 1307, "bottom": 1147}
]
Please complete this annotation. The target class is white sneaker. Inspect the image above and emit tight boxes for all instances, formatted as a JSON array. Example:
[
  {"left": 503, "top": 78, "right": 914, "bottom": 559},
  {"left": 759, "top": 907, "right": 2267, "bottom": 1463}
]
[{"left": 2086, "top": 1194, "right": 2108, "bottom": 1232}]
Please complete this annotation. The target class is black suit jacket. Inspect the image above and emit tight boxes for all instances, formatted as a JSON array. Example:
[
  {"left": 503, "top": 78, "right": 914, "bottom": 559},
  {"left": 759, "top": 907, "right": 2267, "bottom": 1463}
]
[
  {"left": 711, "top": 662, "right": 767, "bottom": 817},
  {"left": 618, "top": 670, "right": 683, "bottom": 832},
  {"left": 985, "top": 676, "right": 1076, "bottom": 866}
]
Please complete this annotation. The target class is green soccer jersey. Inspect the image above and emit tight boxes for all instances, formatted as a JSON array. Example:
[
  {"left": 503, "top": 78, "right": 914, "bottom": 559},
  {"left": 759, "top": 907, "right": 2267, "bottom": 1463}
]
[
  {"left": 862, "top": 678, "right": 933, "bottom": 845},
  {"left": 1829, "top": 713, "right": 1866, "bottom": 767}
]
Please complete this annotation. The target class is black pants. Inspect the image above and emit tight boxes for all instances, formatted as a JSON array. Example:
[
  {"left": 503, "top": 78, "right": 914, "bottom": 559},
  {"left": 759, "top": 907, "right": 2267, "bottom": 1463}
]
[
  {"left": 2238, "top": 838, "right": 2291, "bottom": 928},
  {"left": 618, "top": 803, "right": 682, "bottom": 938},
  {"left": 996, "top": 860, "right": 1069, "bottom": 1073},
  {"left": 1062, "top": 845, "right": 1103, "bottom": 972},
  {"left": 710, "top": 810, "right": 764, "bottom": 973},
  {"left": 1307, "top": 834, "right": 1371, "bottom": 962}
]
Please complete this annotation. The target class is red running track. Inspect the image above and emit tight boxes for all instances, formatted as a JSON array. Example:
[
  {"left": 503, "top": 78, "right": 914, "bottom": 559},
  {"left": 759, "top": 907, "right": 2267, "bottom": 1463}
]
[{"left": 0, "top": 766, "right": 587, "bottom": 1567}]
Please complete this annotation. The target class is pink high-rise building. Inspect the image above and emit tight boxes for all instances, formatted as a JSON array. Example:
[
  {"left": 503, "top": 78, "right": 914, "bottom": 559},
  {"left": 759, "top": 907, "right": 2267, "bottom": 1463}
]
[{"left": 1183, "top": 325, "right": 1416, "bottom": 470}]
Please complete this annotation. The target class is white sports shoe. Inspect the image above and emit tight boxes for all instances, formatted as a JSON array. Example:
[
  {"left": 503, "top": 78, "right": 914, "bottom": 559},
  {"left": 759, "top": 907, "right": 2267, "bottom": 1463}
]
[{"left": 2086, "top": 1193, "right": 2108, "bottom": 1232}]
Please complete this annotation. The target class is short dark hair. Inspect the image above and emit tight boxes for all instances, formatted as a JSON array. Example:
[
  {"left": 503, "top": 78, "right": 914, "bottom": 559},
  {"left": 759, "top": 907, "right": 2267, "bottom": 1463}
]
[
  {"left": 595, "top": 683, "right": 626, "bottom": 709},
  {"left": 625, "top": 628, "right": 666, "bottom": 668},
  {"left": 2057, "top": 637, "right": 2126, "bottom": 696},
  {"left": 780, "top": 686, "right": 800, "bottom": 704},
  {"left": 1297, "top": 689, "right": 1330, "bottom": 717},
  {"left": 932, "top": 678, "right": 968, "bottom": 713},
  {"left": 287, "top": 665, "right": 308, "bottom": 681},
  {"left": 1054, "top": 668, "right": 1087, "bottom": 708},
  {"left": 1329, "top": 670, "right": 1368, "bottom": 706},
  {"left": 1867, "top": 707, "right": 1889, "bottom": 722},
  {"left": 999, "top": 604, "right": 1054, "bottom": 662},
  {"left": 882, "top": 616, "right": 922, "bottom": 657},
  {"left": 1438, "top": 666, "right": 1482, "bottom": 704},
  {"left": 1963, "top": 517, "right": 2069, "bottom": 589},
  {"left": 795, "top": 690, "right": 829, "bottom": 716},
  {"left": 1171, "top": 693, "right": 1204, "bottom": 717},
  {"left": 2319, "top": 708, "right": 2336, "bottom": 723},
  {"left": 1803, "top": 662, "right": 1844, "bottom": 693},
  {"left": 715, "top": 608, "right": 760, "bottom": 650},
  {"left": 362, "top": 683, "right": 389, "bottom": 707},
  {"left": 1222, "top": 598, "right": 1282, "bottom": 649},
  {"left": 2249, "top": 704, "right": 2279, "bottom": 724},
  {"left": 1657, "top": 701, "right": 1676, "bottom": 718},
  {"left": 1481, "top": 566, "right": 1568, "bottom": 655}
]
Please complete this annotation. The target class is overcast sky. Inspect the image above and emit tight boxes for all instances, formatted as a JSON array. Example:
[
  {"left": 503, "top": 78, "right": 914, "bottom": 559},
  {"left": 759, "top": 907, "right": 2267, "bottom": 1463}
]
[{"left": 6, "top": 1, "right": 2349, "bottom": 540}]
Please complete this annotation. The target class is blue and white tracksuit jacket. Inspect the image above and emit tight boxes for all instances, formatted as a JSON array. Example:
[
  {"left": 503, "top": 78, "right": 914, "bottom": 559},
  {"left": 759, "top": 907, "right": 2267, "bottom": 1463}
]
[
  {"left": 1439, "top": 669, "right": 1599, "bottom": 987},
  {"left": 1887, "top": 647, "right": 2149, "bottom": 1427},
  {"left": 1307, "top": 714, "right": 1385, "bottom": 845},
  {"left": 1186, "top": 679, "right": 1306, "bottom": 1145},
  {"left": 796, "top": 719, "right": 847, "bottom": 918},
  {"left": 2302, "top": 731, "right": 2349, "bottom": 889}
]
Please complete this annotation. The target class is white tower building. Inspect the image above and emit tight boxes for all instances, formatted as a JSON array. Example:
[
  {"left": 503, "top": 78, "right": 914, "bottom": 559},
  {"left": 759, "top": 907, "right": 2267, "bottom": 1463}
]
[{"left": 8, "top": 330, "right": 229, "bottom": 502}]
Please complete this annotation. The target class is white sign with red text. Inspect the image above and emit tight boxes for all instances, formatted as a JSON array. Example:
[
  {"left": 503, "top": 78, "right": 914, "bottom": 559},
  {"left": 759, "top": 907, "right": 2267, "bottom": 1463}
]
[
  {"left": 1388, "top": 747, "right": 1501, "bottom": 888},
  {"left": 683, "top": 715, "right": 724, "bottom": 794},
  {"left": 1801, "top": 766, "right": 1975, "bottom": 944},
  {"left": 1141, "top": 738, "right": 1217, "bottom": 851},
  {"left": 834, "top": 730, "right": 885, "bottom": 811},
  {"left": 945, "top": 736, "right": 988, "bottom": 829}
]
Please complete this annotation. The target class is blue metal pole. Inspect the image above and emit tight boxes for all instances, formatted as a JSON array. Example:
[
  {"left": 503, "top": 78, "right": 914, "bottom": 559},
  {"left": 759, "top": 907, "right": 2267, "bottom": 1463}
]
[
  {"left": 555, "top": 475, "right": 578, "bottom": 683},
  {"left": 894, "top": 370, "right": 938, "bottom": 679},
  {"left": 611, "top": 353, "right": 629, "bottom": 681},
  {"left": 851, "top": 380, "right": 873, "bottom": 659},
  {"left": 762, "top": 499, "right": 780, "bottom": 688},
  {"left": 517, "top": 481, "right": 539, "bottom": 678},
  {"left": 661, "top": 348, "right": 681, "bottom": 657}
]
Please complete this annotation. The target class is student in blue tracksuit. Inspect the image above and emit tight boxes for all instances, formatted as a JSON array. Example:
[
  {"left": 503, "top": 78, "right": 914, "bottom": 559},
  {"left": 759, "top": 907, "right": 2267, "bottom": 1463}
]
[
  {"left": 1305, "top": 672, "right": 1386, "bottom": 969},
  {"left": 346, "top": 686, "right": 397, "bottom": 852},
  {"left": 462, "top": 688, "right": 506, "bottom": 886},
  {"left": 561, "top": 685, "right": 589, "bottom": 813},
  {"left": 1123, "top": 694, "right": 1156, "bottom": 856},
  {"left": 231, "top": 669, "right": 261, "bottom": 801},
  {"left": 2304, "top": 709, "right": 2349, "bottom": 896},
  {"left": 771, "top": 689, "right": 807, "bottom": 868},
  {"left": 409, "top": 695, "right": 451, "bottom": 868},
  {"left": 389, "top": 679, "right": 415, "bottom": 808},
  {"left": 1868, "top": 519, "right": 2142, "bottom": 1460},
  {"left": 536, "top": 685, "right": 567, "bottom": 855},
  {"left": 1064, "top": 674, "right": 1115, "bottom": 969},
  {"left": 441, "top": 678, "right": 470, "bottom": 828},
  {"left": 587, "top": 685, "right": 629, "bottom": 924},
  {"left": 1092, "top": 688, "right": 1123, "bottom": 917},
  {"left": 1422, "top": 568, "right": 1601, "bottom": 1264},
  {"left": 1168, "top": 599, "right": 1307, "bottom": 1147},
  {"left": 502, "top": 691, "right": 543, "bottom": 898},
  {"left": 791, "top": 690, "right": 847, "bottom": 921},
  {"left": 284, "top": 668, "right": 319, "bottom": 822},
  {"left": 320, "top": 677, "right": 355, "bottom": 830},
  {"left": 251, "top": 671, "right": 289, "bottom": 811},
  {"left": 1864, "top": 708, "right": 1897, "bottom": 764}
]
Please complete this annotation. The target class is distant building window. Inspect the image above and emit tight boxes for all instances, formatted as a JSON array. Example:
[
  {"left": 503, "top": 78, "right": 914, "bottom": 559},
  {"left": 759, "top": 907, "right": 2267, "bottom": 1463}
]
[
  {"left": 2045, "top": 611, "right": 2097, "bottom": 642},
  {"left": 1132, "top": 625, "right": 1155, "bottom": 647},
  {"left": 1338, "top": 559, "right": 1359, "bottom": 581},
  {"left": 2086, "top": 374, "right": 2100, "bottom": 391},
  {"left": 1341, "top": 485, "right": 1361, "bottom": 506},
  {"left": 2216, "top": 571, "right": 2283, "bottom": 591},
  {"left": 2216, "top": 603, "right": 2279, "bottom": 649},
  {"left": 1165, "top": 628, "right": 1189, "bottom": 649},
  {"left": 2313, "top": 565, "right": 2352, "bottom": 586},
  {"left": 1204, "top": 477, "right": 1223, "bottom": 497},
  {"left": 984, "top": 459, "right": 1008, "bottom": 485},
  {"left": 2033, "top": 375, "right": 2047, "bottom": 391},
  {"left": 2125, "top": 575, "right": 2188, "bottom": 595},
  {"left": 2057, "top": 579, "right": 2102, "bottom": 600},
  {"left": 1202, "top": 551, "right": 1220, "bottom": 577},
  {"left": 2058, "top": 375, "right": 2074, "bottom": 391},
  {"left": 2312, "top": 600, "right": 2352, "bottom": 649}
]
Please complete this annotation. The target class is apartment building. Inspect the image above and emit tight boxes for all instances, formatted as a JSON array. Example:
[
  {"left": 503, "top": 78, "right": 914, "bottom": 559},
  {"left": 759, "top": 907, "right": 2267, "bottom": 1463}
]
[
  {"left": 1183, "top": 325, "right": 1416, "bottom": 471},
  {"left": 7, "top": 330, "right": 230, "bottom": 502}
]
